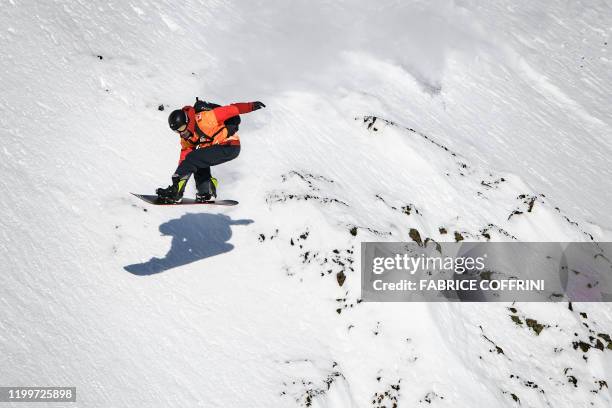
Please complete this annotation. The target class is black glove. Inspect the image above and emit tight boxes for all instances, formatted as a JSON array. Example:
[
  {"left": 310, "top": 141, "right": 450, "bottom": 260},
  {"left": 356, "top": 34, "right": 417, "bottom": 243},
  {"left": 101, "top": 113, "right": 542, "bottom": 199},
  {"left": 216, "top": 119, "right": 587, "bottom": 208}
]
[{"left": 252, "top": 101, "right": 266, "bottom": 111}]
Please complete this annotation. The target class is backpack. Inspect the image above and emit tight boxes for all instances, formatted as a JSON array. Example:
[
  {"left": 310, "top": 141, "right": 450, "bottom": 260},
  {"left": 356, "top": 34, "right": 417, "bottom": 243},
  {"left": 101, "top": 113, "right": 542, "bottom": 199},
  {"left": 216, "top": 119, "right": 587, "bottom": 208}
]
[{"left": 193, "top": 97, "right": 241, "bottom": 136}]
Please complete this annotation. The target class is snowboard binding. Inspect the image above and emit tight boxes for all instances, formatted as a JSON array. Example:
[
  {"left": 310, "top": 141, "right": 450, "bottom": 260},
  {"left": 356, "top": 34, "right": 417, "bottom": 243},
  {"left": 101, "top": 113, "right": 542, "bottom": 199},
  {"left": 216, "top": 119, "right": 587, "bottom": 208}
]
[
  {"left": 195, "top": 177, "right": 218, "bottom": 203},
  {"left": 155, "top": 175, "right": 187, "bottom": 204}
]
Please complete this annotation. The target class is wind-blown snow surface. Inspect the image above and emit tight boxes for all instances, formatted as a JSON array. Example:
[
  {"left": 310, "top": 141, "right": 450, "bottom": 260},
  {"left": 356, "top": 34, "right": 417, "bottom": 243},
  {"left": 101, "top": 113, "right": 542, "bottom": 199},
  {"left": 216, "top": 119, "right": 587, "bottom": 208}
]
[{"left": 1, "top": 0, "right": 612, "bottom": 407}]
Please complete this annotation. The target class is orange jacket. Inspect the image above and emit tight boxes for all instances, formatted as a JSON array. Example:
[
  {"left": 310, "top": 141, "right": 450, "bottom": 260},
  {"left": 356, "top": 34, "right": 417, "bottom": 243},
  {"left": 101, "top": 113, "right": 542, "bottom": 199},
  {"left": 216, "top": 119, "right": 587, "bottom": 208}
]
[{"left": 178, "top": 102, "right": 255, "bottom": 163}]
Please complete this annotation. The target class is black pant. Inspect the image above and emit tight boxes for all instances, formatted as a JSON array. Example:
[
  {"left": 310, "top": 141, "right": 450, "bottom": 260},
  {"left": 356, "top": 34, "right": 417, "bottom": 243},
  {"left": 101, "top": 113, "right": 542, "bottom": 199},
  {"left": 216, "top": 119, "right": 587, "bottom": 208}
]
[{"left": 174, "top": 145, "right": 240, "bottom": 193}]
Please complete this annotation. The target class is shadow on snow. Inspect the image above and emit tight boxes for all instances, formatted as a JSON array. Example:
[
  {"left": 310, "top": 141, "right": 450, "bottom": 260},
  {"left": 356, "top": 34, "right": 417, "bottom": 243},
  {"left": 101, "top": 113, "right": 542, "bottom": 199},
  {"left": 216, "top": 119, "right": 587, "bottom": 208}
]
[{"left": 124, "top": 213, "right": 253, "bottom": 276}]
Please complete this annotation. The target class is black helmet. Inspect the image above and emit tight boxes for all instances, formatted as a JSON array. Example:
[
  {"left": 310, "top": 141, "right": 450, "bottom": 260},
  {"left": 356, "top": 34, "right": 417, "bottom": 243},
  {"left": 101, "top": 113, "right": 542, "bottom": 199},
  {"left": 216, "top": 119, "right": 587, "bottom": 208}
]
[{"left": 168, "top": 109, "right": 188, "bottom": 131}]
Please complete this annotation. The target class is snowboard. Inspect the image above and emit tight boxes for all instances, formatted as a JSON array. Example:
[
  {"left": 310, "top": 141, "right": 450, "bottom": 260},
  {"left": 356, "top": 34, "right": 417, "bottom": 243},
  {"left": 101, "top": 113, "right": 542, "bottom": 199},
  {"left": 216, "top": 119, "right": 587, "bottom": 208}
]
[{"left": 131, "top": 193, "right": 238, "bottom": 206}]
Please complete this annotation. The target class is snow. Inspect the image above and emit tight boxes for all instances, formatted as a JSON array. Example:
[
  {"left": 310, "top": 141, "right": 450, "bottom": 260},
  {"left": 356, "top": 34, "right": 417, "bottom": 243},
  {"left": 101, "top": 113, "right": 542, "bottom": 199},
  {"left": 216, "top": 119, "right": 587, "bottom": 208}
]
[{"left": 1, "top": 0, "right": 611, "bottom": 407}]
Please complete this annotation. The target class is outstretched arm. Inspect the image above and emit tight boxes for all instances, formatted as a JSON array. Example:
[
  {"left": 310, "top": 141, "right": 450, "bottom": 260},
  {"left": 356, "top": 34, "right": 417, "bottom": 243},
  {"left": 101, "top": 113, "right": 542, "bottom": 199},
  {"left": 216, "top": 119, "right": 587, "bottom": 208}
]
[{"left": 212, "top": 101, "right": 266, "bottom": 123}]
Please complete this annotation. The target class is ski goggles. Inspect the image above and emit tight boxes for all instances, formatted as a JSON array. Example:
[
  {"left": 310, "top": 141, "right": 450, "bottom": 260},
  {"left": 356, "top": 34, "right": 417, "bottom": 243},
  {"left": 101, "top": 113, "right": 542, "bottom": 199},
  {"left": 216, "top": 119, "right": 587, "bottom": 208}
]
[
  {"left": 175, "top": 124, "right": 187, "bottom": 132},
  {"left": 178, "top": 128, "right": 193, "bottom": 141}
]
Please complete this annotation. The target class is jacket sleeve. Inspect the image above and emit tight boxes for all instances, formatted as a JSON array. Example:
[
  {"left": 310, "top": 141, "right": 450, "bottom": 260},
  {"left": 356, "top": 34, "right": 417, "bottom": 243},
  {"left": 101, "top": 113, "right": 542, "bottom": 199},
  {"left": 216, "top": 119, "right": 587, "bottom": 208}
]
[
  {"left": 178, "top": 138, "right": 194, "bottom": 164},
  {"left": 212, "top": 102, "right": 254, "bottom": 123}
]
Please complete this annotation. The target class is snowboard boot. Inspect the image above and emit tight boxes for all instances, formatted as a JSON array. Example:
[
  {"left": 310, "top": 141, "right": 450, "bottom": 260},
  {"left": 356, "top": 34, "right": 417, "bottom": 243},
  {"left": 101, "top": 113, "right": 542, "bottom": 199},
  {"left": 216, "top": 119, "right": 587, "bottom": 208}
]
[
  {"left": 195, "top": 177, "right": 218, "bottom": 203},
  {"left": 156, "top": 175, "right": 188, "bottom": 204}
]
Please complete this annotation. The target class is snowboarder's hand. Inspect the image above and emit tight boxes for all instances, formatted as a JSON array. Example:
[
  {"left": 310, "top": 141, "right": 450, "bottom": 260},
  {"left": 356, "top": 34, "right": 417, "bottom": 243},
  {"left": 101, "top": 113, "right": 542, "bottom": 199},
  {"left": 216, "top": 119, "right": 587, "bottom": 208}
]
[{"left": 252, "top": 101, "right": 266, "bottom": 111}]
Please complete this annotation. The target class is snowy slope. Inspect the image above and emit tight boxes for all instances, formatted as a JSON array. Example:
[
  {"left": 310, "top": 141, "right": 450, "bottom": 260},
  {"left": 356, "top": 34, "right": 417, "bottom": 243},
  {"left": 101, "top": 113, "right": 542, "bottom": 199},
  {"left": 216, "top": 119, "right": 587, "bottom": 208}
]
[{"left": 1, "top": 0, "right": 612, "bottom": 407}]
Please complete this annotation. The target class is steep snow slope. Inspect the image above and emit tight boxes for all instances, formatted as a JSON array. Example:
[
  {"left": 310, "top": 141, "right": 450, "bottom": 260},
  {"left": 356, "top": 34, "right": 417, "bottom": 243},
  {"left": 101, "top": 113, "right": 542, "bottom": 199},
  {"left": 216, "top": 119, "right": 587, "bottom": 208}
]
[{"left": 1, "top": 1, "right": 611, "bottom": 407}]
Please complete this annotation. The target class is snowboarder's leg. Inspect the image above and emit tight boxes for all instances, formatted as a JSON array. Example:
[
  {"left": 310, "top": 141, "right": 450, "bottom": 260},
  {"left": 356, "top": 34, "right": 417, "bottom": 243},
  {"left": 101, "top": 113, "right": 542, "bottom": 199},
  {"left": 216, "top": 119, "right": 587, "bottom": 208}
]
[
  {"left": 156, "top": 174, "right": 190, "bottom": 203},
  {"left": 194, "top": 167, "right": 218, "bottom": 201},
  {"left": 175, "top": 145, "right": 240, "bottom": 176},
  {"left": 193, "top": 166, "right": 211, "bottom": 190},
  {"left": 174, "top": 145, "right": 240, "bottom": 200}
]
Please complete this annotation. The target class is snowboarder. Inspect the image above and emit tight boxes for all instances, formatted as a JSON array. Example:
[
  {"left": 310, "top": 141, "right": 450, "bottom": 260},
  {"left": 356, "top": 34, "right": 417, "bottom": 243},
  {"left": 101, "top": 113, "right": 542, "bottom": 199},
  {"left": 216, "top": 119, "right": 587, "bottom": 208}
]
[{"left": 156, "top": 99, "right": 266, "bottom": 203}]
